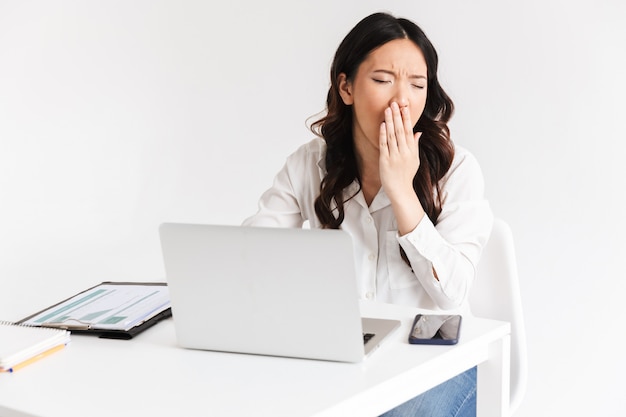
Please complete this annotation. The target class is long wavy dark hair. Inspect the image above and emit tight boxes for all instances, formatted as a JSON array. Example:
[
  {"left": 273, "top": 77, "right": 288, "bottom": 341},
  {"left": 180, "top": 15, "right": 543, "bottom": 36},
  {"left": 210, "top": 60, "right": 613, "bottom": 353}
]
[{"left": 310, "top": 12, "right": 455, "bottom": 232}]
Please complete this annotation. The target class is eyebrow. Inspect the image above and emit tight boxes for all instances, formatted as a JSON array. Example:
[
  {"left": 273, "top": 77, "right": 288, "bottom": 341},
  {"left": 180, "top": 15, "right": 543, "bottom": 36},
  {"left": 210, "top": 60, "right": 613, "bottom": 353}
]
[{"left": 372, "top": 69, "right": 427, "bottom": 79}]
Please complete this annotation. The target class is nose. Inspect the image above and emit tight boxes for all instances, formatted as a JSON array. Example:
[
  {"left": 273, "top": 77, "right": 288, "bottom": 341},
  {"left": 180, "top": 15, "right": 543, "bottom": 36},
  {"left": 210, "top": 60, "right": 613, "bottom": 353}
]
[{"left": 390, "top": 84, "right": 409, "bottom": 109}]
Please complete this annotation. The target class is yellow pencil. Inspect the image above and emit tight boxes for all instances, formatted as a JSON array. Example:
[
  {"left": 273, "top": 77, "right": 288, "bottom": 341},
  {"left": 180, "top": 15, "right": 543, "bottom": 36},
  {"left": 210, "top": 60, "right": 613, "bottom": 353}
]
[{"left": 1, "top": 343, "right": 66, "bottom": 373}]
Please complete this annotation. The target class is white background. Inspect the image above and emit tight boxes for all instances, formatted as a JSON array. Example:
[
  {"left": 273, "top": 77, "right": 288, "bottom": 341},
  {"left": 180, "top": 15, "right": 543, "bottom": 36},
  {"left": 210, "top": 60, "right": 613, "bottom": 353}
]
[{"left": 1, "top": 0, "right": 625, "bottom": 415}]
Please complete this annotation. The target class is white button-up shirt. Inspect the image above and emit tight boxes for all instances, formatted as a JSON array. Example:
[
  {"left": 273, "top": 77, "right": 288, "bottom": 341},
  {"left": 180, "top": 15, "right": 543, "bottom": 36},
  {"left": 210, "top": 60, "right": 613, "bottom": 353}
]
[{"left": 243, "top": 137, "right": 493, "bottom": 311}]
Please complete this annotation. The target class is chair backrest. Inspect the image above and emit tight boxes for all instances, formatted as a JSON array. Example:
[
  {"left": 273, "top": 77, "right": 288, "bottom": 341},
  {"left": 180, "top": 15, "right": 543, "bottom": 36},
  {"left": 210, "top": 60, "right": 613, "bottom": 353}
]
[{"left": 470, "top": 218, "right": 528, "bottom": 415}]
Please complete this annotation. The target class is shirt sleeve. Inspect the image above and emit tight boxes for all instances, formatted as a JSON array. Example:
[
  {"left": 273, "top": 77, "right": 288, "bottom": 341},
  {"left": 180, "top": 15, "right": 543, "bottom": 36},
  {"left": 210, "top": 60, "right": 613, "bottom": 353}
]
[
  {"left": 397, "top": 147, "right": 493, "bottom": 310},
  {"left": 242, "top": 139, "right": 323, "bottom": 228},
  {"left": 242, "top": 162, "right": 305, "bottom": 228}
]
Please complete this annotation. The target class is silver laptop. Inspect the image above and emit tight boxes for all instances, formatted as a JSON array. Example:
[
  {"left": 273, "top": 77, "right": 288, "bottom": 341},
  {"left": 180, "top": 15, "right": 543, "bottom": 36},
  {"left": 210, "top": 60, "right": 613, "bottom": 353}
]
[{"left": 159, "top": 223, "right": 400, "bottom": 362}]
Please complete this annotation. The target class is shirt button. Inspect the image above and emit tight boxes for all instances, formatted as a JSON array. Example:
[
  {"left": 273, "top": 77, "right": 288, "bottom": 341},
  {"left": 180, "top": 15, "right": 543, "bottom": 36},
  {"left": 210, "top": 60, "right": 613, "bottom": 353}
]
[
  {"left": 368, "top": 253, "right": 376, "bottom": 261},
  {"left": 365, "top": 292, "right": 374, "bottom": 300},
  {"left": 366, "top": 216, "right": 373, "bottom": 223}
]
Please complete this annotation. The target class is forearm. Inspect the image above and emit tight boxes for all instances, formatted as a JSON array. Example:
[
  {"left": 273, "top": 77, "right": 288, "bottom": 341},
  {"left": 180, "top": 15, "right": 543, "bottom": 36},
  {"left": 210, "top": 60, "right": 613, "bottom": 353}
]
[
  {"left": 398, "top": 208, "right": 492, "bottom": 309},
  {"left": 398, "top": 220, "right": 472, "bottom": 308}
]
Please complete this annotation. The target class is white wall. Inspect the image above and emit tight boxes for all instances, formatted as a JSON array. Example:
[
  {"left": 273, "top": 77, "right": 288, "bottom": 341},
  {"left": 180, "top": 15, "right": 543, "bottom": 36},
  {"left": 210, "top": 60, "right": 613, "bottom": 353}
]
[{"left": 1, "top": 0, "right": 624, "bottom": 415}]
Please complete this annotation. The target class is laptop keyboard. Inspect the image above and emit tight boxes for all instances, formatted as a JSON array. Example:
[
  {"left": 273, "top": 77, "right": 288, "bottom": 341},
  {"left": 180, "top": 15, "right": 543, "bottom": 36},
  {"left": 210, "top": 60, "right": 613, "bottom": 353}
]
[{"left": 363, "top": 333, "right": 375, "bottom": 345}]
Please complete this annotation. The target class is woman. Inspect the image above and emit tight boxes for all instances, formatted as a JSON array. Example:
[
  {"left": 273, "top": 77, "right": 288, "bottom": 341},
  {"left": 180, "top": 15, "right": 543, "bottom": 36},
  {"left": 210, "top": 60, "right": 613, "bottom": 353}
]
[{"left": 245, "top": 12, "right": 492, "bottom": 417}]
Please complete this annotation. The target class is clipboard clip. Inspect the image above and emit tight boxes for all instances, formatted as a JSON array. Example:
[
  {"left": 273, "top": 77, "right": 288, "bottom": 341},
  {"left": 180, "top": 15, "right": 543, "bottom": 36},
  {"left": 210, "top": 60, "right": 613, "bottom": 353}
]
[{"left": 41, "top": 319, "right": 92, "bottom": 331}]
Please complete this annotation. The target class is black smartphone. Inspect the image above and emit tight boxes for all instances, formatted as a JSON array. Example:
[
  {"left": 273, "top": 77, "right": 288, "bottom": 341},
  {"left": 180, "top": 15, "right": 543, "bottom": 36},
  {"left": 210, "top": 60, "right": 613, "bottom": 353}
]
[{"left": 408, "top": 314, "right": 462, "bottom": 345}]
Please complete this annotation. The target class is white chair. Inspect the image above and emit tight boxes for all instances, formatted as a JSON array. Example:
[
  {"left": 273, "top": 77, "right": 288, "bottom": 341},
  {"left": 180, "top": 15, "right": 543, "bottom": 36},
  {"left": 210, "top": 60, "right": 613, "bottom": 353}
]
[{"left": 470, "top": 218, "right": 528, "bottom": 415}]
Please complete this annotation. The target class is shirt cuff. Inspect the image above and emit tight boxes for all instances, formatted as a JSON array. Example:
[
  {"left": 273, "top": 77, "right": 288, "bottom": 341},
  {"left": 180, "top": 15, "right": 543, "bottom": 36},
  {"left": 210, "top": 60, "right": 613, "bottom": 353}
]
[{"left": 397, "top": 215, "right": 446, "bottom": 261}]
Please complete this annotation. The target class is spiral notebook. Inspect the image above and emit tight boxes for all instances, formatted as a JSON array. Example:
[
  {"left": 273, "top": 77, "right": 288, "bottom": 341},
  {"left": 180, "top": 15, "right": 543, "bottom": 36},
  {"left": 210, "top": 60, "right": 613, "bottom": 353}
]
[{"left": 0, "top": 321, "right": 70, "bottom": 372}]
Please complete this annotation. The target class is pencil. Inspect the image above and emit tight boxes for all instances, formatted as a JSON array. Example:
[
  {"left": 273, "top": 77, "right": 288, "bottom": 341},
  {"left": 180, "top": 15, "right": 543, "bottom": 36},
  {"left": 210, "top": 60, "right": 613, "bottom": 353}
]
[{"left": 1, "top": 343, "right": 66, "bottom": 373}]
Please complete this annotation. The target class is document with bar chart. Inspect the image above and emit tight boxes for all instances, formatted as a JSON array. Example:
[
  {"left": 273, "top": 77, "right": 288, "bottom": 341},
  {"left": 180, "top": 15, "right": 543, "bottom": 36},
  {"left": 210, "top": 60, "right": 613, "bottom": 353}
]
[{"left": 18, "top": 282, "right": 171, "bottom": 339}]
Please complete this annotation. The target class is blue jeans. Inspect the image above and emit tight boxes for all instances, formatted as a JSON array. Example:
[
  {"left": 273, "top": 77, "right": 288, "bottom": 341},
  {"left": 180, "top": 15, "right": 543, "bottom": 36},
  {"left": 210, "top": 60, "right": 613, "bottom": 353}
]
[{"left": 379, "top": 367, "right": 477, "bottom": 417}]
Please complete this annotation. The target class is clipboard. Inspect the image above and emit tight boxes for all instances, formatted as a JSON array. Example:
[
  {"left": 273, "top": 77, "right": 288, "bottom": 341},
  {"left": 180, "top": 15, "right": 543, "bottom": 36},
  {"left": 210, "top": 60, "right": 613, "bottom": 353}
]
[{"left": 18, "top": 281, "right": 172, "bottom": 340}]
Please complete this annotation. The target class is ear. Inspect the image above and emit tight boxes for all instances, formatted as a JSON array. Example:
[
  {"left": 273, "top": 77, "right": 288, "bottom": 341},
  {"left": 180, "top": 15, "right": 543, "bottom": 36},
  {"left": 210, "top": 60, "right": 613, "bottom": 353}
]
[{"left": 337, "top": 73, "right": 354, "bottom": 105}]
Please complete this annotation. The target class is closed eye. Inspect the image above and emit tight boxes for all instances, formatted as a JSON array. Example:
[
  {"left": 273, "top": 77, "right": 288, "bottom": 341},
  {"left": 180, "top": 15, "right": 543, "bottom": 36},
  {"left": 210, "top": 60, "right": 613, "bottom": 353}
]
[{"left": 373, "top": 78, "right": 391, "bottom": 84}]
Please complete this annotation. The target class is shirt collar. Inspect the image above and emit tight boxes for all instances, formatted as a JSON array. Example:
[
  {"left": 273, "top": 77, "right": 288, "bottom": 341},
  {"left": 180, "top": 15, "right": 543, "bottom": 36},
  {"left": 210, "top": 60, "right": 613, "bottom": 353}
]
[{"left": 344, "top": 182, "right": 391, "bottom": 213}]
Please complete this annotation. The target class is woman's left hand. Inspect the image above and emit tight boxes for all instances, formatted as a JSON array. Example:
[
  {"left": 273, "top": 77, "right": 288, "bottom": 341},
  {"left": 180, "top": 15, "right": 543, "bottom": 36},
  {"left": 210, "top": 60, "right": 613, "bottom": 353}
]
[
  {"left": 378, "top": 102, "right": 426, "bottom": 235},
  {"left": 379, "top": 102, "right": 422, "bottom": 199}
]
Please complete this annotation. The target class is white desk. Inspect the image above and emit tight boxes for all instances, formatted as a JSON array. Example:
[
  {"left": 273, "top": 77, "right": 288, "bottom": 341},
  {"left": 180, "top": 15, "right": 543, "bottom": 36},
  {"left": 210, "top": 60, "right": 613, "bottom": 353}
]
[{"left": 0, "top": 302, "right": 510, "bottom": 417}]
